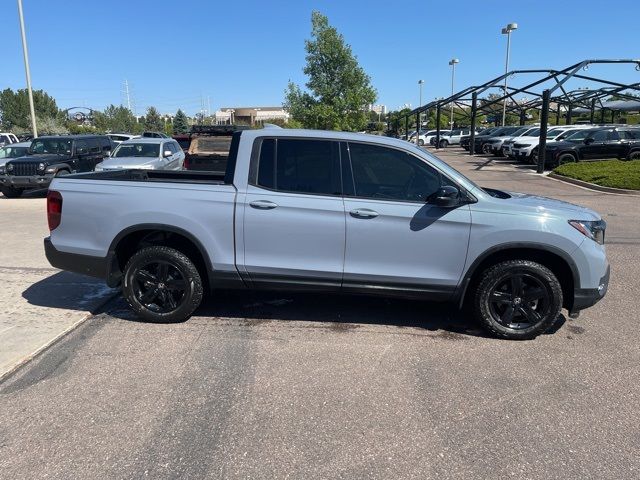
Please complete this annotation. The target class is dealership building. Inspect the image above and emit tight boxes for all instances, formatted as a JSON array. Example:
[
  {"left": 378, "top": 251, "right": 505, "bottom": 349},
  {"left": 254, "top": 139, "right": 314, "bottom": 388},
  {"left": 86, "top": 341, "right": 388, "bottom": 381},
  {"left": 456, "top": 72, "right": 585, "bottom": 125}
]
[{"left": 215, "top": 107, "right": 290, "bottom": 125}]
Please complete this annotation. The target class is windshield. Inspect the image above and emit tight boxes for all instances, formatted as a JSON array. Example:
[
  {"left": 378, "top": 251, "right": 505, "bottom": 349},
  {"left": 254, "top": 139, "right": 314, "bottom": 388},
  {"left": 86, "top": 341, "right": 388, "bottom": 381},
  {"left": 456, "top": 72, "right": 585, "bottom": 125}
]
[
  {"left": 478, "top": 128, "right": 496, "bottom": 135},
  {"left": 29, "top": 138, "right": 72, "bottom": 155},
  {"left": 112, "top": 143, "right": 160, "bottom": 158},
  {"left": 0, "top": 145, "right": 28, "bottom": 159},
  {"left": 563, "top": 130, "right": 592, "bottom": 142},
  {"left": 547, "top": 128, "right": 565, "bottom": 139},
  {"left": 511, "top": 127, "right": 530, "bottom": 136},
  {"left": 522, "top": 127, "right": 540, "bottom": 137}
]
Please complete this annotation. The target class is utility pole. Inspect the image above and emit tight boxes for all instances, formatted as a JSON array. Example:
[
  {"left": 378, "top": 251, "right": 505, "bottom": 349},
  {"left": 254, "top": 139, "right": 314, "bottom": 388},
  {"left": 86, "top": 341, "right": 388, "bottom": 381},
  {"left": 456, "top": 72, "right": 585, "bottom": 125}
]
[
  {"left": 501, "top": 23, "right": 518, "bottom": 126},
  {"left": 17, "top": 0, "right": 37, "bottom": 137},
  {"left": 124, "top": 79, "right": 132, "bottom": 111},
  {"left": 448, "top": 59, "right": 459, "bottom": 130},
  {"left": 417, "top": 80, "right": 424, "bottom": 145}
]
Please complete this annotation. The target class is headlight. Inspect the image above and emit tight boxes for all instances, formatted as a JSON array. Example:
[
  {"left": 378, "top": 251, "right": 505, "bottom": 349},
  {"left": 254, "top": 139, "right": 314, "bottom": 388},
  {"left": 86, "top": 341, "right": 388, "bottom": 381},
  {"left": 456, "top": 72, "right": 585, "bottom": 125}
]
[
  {"left": 569, "top": 219, "right": 606, "bottom": 245},
  {"left": 7, "top": 163, "right": 14, "bottom": 171},
  {"left": 38, "top": 163, "right": 46, "bottom": 171},
  {"left": 94, "top": 163, "right": 103, "bottom": 171}
]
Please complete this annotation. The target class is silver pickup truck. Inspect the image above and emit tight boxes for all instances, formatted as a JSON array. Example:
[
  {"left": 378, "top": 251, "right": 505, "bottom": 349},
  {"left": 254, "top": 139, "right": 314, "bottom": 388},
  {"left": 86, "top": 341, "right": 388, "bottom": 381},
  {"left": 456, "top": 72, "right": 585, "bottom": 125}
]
[{"left": 44, "top": 127, "right": 609, "bottom": 339}]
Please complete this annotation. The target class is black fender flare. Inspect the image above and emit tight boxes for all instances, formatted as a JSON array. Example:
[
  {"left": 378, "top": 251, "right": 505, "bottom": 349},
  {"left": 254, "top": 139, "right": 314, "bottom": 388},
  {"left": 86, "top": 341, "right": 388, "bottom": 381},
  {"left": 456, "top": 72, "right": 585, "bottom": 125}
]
[{"left": 454, "top": 242, "right": 581, "bottom": 309}]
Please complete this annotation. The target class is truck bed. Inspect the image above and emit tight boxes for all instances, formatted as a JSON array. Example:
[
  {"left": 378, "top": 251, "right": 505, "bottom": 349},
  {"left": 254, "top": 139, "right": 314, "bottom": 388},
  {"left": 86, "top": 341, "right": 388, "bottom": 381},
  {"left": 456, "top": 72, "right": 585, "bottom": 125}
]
[{"left": 69, "top": 169, "right": 227, "bottom": 185}]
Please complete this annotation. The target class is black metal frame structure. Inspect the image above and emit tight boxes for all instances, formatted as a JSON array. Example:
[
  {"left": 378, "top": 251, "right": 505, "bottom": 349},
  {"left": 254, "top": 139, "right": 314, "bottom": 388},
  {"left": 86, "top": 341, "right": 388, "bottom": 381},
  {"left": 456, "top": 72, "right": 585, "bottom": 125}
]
[{"left": 397, "top": 59, "right": 640, "bottom": 173}]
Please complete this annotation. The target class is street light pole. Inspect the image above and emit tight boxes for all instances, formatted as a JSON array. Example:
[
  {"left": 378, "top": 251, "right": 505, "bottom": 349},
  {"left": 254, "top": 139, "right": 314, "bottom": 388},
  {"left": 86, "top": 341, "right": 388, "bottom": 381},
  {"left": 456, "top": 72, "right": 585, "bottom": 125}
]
[
  {"left": 417, "top": 80, "right": 424, "bottom": 145},
  {"left": 17, "top": 0, "right": 37, "bottom": 137},
  {"left": 448, "top": 59, "right": 459, "bottom": 130},
  {"left": 501, "top": 23, "right": 518, "bottom": 126}
]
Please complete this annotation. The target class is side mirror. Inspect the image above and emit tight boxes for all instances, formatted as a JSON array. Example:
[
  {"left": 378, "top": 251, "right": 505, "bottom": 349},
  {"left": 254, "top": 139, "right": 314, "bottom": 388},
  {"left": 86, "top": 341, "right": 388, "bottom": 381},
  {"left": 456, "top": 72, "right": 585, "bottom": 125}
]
[
  {"left": 584, "top": 137, "right": 594, "bottom": 145},
  {"left": 163, "top": 150, "right": 172, "bottom": 157},
  {"left": 428, "top": 185, "right": 460, "bottom": 208}
]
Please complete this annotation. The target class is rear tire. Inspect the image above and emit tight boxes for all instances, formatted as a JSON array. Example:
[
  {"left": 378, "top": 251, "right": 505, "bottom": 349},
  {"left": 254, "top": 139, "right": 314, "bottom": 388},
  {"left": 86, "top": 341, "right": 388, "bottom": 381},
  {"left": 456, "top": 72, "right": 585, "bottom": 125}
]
[
  {"left": 439, "top": 139, "right": 449, "bottom": 148},
  {"left": 474, "top": 260, "right": 563, "bottom": 340},
  {"left": 1, "top": 187, "right": 24, "bottom": 198},
  {"left": 418, "top": 139, "right": 425, "bottom": 146},
  {"left": 628, "top": 150, "right": 640, "bottom": 161},
  {"left": 122, "top": 246, "right": 203, "bottom": 323}
]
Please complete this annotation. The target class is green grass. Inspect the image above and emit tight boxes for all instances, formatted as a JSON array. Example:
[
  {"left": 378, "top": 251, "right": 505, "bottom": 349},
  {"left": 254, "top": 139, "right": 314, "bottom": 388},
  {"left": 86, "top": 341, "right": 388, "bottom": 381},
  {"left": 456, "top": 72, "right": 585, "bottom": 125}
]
[{"left": 553, "top": 160, "right": 640, "bottom": 190}]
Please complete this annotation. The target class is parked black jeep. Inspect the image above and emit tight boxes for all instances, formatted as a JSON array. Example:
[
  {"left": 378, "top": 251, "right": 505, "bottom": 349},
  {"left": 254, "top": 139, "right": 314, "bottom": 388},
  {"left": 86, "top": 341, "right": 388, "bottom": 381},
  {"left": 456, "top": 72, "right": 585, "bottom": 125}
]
[
  {"left": 544, "top": 127, "right": 640, "bottom": 168},
  {"left": 0, "top": 135, "right": 113, "bottom": 197}
]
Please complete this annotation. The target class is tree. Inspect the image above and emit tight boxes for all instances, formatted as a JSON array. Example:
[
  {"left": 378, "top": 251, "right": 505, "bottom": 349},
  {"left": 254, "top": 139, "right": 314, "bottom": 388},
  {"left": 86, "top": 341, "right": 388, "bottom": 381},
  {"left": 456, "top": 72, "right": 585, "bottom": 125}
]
[
  {"left": 0, "top": 88, "right": 61, "bottom": 131},
  {"left": 93, "top": 105, "right": 137, "bottom": 133},
  {"left": 144, "top": 106, "right": 164, "bottom": 132},
  {"left": 173, "top": 109, "right": 190, "bottom": 134},
  {"left": 284, "top": 11, "right": 377, "bottom": 131}
]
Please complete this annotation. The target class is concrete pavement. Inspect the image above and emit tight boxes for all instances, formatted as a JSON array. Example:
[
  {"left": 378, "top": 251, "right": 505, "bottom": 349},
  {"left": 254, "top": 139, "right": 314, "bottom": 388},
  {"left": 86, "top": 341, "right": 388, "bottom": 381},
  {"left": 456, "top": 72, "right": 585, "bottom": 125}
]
[{"left": 0, "top": 190, "right": 116, "bottom": 378}]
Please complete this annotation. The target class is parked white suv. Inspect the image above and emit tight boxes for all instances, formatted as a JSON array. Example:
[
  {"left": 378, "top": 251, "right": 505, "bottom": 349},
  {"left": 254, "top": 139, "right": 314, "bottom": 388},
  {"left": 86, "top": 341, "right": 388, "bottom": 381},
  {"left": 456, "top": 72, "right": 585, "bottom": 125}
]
[
  {"left": 431, "top": 129, "right": 474, "bottom": 147},
  {"left": 0, "top": 133, "right": 19, "bottom": 146}
]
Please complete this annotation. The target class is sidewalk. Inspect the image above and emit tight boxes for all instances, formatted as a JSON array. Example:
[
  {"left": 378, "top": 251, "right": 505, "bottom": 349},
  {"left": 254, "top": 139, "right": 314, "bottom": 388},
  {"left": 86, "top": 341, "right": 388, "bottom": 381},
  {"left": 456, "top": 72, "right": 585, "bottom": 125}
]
[{"left": 0, "top": 194, "right": 115, "bottom": 378}]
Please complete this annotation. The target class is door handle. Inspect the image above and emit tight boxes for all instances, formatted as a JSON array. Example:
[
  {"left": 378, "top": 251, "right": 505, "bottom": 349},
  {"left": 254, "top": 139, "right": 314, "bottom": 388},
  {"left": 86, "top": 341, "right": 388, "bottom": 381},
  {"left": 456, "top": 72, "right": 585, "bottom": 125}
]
[
  {"left": 250, "top": 200, "right": 278, "bottom": 210},
  {"left": 350, "top": 208, "right": 379, "bottom": 219}
]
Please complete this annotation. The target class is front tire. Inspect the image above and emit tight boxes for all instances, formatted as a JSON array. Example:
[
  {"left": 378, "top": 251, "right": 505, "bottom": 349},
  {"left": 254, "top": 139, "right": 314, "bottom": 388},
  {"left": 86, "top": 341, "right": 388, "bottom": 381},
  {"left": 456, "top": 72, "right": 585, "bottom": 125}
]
[
  {"left": 439, "top": 139, "right": 449, "bottom": 148},
  {"left": 628, "top": 150, "right": 640, "bottom": 161},
  {"left": 482, "top": 143, "right": 492, "bottom": 154},
  {"left": 474, "top": 260, "right": 563, "bottom": 340},
  {"left": 122, "top": 246, "right": 203, "bottom": 323},
  {"left": 1, "top": 187, "right": 24, "bottom": 198},
  {"left": 557, "top": 153, "right": 577, "bottom": 166}
]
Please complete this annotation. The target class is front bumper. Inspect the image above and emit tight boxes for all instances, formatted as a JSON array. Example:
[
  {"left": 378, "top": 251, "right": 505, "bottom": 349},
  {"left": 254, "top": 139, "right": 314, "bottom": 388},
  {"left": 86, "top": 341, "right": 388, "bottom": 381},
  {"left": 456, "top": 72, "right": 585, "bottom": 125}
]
[
  {"left": 571, "top": 265, "right": 610, "bottom": 314},
  {"left": 1, "top": 174, "right": 54, "bottom": 188}
]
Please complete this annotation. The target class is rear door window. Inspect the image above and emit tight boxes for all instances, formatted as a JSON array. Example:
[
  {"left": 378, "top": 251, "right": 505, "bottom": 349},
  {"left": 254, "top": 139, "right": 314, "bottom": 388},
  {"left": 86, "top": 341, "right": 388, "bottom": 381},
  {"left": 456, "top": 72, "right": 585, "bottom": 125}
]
[{"left": 255, "top": 138, "right": 341, "bottom": 196}]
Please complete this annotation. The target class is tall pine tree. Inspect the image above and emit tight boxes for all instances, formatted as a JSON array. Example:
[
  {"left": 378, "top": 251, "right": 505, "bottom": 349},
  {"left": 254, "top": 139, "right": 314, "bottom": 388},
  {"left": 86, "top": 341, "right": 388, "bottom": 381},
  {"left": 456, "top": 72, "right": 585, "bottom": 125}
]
[
  {"left": 144, "top": 106, "right": 164, "bottom": 132},
  {"left": 173, "top": 109, "right": 190, "bottom": 134}
]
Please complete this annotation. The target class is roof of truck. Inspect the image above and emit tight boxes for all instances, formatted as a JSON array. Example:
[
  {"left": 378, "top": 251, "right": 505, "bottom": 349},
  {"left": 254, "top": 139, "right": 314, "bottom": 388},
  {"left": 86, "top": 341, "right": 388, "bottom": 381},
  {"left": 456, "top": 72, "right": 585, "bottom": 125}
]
[{"left": 241, "top": 128, "right": 412, "bottom": 150}]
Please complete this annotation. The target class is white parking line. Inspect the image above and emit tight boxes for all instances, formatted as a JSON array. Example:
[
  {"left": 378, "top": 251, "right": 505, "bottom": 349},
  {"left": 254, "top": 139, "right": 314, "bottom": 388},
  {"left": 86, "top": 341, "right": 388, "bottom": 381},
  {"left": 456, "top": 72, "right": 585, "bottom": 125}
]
[{"left": 0, "top": 325, "right": 17, "bottom": 336}]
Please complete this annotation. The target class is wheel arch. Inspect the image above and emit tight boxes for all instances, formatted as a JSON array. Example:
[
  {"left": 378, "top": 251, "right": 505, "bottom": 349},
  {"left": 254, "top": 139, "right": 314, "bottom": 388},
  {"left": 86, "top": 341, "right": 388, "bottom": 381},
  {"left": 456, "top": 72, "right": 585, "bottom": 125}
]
[
  {"left": 107, "top": 224, "right": 213, "bottom": 289},
  {"left": 456, "top": 243, "right": 580, "bottom": 311}
]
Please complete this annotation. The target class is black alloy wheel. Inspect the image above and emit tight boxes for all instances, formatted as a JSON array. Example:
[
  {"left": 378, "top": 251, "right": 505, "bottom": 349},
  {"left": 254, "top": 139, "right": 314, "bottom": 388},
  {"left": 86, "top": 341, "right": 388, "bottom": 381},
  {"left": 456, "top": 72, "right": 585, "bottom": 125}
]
[
  {"left": 474, "top": 260, "right": 563, "bottom": 340},
  {"left": 123, "top": 246, "right": 203, "bottom": 323},
  {"left": 488, "top": 273, "right": 551, "bottom": 330},
  {"left": 133, "top": 260, "right": 187, "bottom": 313}
]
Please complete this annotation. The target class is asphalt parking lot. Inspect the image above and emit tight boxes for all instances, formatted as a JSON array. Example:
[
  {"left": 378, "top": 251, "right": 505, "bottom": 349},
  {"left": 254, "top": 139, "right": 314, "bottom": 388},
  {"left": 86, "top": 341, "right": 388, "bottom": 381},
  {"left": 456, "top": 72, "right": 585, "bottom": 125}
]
[{"left": 0, "top": 148, "right": 638, "bottom": 479}]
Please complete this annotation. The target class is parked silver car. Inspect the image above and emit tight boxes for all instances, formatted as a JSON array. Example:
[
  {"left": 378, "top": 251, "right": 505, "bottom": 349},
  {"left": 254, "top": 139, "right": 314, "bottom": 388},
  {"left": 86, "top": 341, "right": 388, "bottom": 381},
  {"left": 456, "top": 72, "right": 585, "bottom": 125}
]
[{"left": 94, "top": 138, "right": 185, "bottom": 171}]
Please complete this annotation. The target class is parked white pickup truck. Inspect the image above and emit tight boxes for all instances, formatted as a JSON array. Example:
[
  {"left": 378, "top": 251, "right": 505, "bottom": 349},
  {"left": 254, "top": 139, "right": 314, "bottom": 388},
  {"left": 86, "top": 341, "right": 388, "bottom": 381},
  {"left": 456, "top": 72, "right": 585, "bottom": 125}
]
[{"left": 45, "top": 127, "right": 609, "bottom": 339}]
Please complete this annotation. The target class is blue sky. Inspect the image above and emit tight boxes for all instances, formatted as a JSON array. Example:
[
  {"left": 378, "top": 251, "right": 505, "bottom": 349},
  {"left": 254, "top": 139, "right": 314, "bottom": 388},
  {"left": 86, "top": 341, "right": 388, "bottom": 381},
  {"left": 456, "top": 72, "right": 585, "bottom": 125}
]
[{"left": 2, "top": 0, "right": 639, "bottom": 116}]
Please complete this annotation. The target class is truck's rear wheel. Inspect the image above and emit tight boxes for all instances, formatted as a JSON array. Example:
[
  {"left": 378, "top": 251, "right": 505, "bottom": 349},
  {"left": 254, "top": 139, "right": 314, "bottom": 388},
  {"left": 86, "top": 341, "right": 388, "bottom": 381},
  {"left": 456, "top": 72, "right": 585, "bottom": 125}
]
[
  {"left": 122, "top": 246, "right": 203, "bottom": 323},
  {"left": 1, "top": 187, "right": 24, "bottom": 198},
  {"left": 474, "top": 260, "right": 562, "bottom": 340}
]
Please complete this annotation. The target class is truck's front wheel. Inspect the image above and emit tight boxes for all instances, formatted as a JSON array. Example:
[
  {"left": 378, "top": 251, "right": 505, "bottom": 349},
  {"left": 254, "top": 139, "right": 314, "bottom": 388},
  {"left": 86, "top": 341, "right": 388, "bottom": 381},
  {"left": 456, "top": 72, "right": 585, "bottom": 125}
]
[
  {"left": 474, "top": 260, "right": 563, "bottom": 340},
  {"left": 122, "top": 246, "right": 203, "bottom": 323}
]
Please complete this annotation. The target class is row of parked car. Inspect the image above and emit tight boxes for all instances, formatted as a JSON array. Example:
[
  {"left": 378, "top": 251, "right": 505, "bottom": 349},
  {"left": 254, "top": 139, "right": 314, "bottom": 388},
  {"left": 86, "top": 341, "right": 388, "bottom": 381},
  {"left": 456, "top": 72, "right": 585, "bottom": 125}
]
[
  {"left": 0, "top": 133, "right": 184, "bottom": 198},
  {"left": 456, "top": 124, "right": 640, "bottom": 166},
  {"left": 0, "top": 126, "right": 239, "bottom": 198}
]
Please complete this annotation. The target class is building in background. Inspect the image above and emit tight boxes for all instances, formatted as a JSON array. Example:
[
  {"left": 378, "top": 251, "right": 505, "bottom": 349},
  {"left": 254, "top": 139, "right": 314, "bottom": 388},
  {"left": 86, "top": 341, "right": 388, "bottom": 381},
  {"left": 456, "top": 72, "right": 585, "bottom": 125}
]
[
  {"left": 215, "top": 107, "right": 290, "bottom": 125},
  {"left": 369, "top": 104, "right": 387, "bottom": 115}
]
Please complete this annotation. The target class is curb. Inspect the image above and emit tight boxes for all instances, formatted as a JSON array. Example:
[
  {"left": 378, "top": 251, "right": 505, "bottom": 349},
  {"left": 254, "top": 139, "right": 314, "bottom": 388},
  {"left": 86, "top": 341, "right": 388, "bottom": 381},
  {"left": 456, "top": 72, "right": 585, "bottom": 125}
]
[
  {"left": 547, "top": 172, "right": 640, "bottom": 196},
  {"left": 0, "top": 291, "right": 120, "bottom": 385}
]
